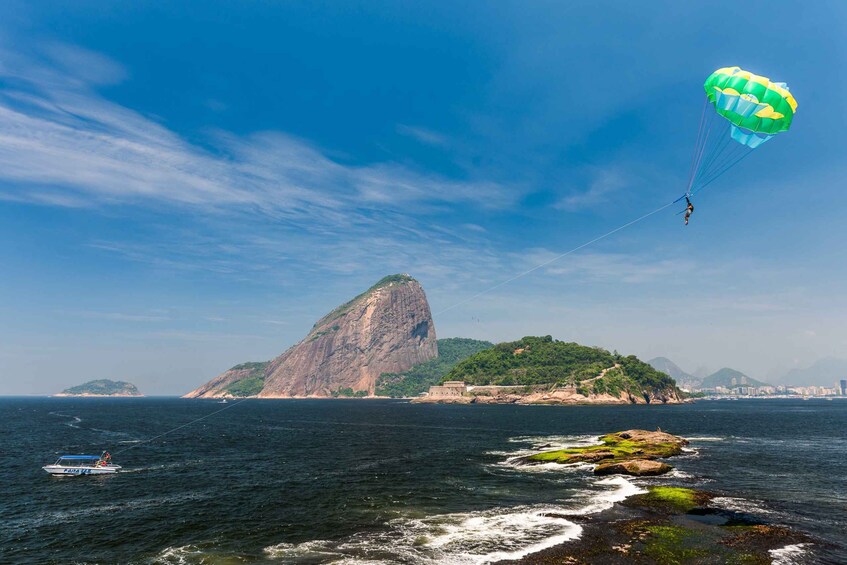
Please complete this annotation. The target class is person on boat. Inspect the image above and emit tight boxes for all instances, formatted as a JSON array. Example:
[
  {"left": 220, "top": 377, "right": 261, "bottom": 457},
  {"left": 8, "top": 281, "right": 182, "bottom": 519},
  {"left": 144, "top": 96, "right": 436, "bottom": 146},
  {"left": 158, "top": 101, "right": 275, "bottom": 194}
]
[
  {"left": 100, "top": 451, "right": 111, "bottom": 465},
  {"left": 684, "top": 196, "right": 694, "bottom": 226}
]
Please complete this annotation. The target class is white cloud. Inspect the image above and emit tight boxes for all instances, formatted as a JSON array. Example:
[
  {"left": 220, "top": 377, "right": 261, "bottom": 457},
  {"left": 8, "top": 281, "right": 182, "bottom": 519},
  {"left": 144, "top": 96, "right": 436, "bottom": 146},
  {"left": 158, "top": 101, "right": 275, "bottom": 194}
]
[
  {"left": 42, "top": 43, "right": 129, "bottom": 86},
  {"left": 0, "top": 45, "right": 515, "bottom": 225}
]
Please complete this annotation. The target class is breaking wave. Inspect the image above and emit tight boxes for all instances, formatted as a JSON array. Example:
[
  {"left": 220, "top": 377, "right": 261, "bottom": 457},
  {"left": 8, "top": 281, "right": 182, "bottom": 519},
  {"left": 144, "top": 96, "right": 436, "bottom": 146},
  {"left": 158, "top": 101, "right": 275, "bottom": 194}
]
[
  {"left": 263, "top": 475, "right": 642, "bottom": 564},
  {"left": 769, "top": 543, "right": 810, "bottom": 564}
]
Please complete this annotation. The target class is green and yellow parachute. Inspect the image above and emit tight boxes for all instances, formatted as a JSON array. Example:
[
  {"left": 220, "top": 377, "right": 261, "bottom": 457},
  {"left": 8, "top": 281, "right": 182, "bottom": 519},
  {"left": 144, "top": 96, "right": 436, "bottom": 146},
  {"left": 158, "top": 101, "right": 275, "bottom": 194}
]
[{"left": 703, "top": 66, "right": 798, "bottom": 148}]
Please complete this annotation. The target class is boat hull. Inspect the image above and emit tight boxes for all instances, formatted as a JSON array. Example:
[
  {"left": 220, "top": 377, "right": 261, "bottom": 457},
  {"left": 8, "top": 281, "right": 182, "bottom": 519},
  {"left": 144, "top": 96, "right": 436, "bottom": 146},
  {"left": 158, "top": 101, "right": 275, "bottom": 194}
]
[{"left": 42, "top": 464, "right": 122, "bottom": 475}]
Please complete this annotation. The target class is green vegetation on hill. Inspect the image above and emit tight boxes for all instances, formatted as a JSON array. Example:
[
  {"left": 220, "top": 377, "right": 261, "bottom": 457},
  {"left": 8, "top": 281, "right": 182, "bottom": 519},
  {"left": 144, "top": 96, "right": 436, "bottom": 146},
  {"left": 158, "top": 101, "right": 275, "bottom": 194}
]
[
  {"left": 701, "top": 367, "right": 768, "bottom": 389},
  {"left": 62, "top": 379, "right": 140, "bottom": 396},
  {"left": 223, "top": 362, "right": 270, "bottom": 397},
  {"left": 332, "top": 387, "right": 368, "bottom": 398},
  {"left": 444, "top": 336, "right": 678, "bottom": 396},
  {"left": 376, "top": 337, "right": 494, "bottom": 397}
]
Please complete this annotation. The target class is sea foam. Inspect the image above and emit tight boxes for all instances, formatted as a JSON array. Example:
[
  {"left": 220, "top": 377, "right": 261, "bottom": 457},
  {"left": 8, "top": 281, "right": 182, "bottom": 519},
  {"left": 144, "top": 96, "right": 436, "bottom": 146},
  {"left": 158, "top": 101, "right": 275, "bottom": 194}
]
[
  {"left": 264, "top": 473, "right": 644, "bottom": 564},
  {"left": 769, "top": 543, "right": 810, "bottom": 564}
]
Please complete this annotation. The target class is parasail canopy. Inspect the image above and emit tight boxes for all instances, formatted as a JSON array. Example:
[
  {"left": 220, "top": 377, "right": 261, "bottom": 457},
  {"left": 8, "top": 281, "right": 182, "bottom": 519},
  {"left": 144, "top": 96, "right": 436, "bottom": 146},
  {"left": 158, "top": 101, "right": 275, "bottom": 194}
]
[{"left": 704, "top": 66, "right": 798, "bottom": 148}]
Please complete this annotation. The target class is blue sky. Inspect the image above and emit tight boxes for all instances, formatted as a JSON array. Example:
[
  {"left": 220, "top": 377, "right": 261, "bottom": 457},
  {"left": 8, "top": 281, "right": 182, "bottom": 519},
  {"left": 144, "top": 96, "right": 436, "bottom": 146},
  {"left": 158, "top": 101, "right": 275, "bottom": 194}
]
[{"left": 1, "top": 1, "right": 845, "bottom": 394}]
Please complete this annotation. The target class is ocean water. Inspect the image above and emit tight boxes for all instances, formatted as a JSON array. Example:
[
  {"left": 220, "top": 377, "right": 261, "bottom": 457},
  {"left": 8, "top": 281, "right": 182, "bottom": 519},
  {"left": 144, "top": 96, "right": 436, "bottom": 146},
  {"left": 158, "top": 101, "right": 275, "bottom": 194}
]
[{"left": 1, "top": 398, "right": 844, "bottom": 564}]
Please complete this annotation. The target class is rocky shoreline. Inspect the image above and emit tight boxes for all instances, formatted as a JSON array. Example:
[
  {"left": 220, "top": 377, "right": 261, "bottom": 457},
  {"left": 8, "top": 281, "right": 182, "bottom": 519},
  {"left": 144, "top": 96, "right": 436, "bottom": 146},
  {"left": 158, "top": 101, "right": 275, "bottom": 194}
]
[
  {"left": 499, "top": 430, "right": 818, "bottom": 564},
  {"left": 515, "top": 429, "right": 688, "bottom": 477},
  {"left": 412, "top": 384, "right": 686, "bottom": 406},
  {"left": 496, "top": 486, "right": 813, "bottom": 564},
  {"left": 52, "top": 392, "right": 143, "bottom": 397}
]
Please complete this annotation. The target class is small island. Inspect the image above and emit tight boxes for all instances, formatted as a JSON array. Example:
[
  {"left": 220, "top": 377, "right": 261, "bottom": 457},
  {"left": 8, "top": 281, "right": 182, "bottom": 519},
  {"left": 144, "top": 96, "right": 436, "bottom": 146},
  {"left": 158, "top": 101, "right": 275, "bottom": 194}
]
[
  {"left": 516, "top": 429, "right": 688, "bottom": 476},
  {"left": 413, "top": 336, "right": 683, "bottom": 405},
  {"left": 54, "top": 379, "right": 143, "bottom": 397}
]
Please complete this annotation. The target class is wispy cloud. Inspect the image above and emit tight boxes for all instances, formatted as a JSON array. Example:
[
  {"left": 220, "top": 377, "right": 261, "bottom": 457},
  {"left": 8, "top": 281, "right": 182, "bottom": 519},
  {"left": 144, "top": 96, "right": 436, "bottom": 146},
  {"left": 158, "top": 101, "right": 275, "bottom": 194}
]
[
  {"left": 396, "top": 124, "right": 448, "bottom": 147},
  {"left": 555, "top": 169, "right": 626, "bottom": 212},
  {"left": 0, "top": 44, "right": 515, "bottom": 225},
  {"left": 510, "top": 248, "right": 692, "bottom": 284},
  {"left": 61, "top": 309, "right": 171, "bottom": 322}
]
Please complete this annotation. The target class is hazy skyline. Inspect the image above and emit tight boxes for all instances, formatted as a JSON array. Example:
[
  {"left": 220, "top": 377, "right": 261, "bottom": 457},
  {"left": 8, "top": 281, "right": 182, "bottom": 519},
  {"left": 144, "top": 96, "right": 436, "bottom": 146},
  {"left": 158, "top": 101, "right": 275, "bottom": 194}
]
[{"left": 1, "top": 1, "right": 846, "bottom": 394}]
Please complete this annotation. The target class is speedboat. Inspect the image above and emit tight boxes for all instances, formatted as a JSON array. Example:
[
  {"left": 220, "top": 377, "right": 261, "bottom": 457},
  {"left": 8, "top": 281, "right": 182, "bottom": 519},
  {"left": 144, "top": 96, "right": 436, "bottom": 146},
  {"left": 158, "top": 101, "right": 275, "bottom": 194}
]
[{"left": 42, "top": 455, "right": 122, "bottom": 476}]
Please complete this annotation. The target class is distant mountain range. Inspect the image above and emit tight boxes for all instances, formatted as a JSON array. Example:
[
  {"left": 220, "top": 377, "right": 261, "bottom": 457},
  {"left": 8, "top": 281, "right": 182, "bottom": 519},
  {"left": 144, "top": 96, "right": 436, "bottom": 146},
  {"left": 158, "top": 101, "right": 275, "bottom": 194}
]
[
  {"left": 700, "top": 368, "right": 768, "bottom": 389},
  {"left": 776, "top": 358, "right": 847, "bottom": 387},
  {"left": 613, "top": 355, "right": 847, "bottom": 390},
  {"left": 647, "top": 358, "right": 769, "bottom": 390},
  {"left": 647, "top": 357, "right": 699, "bottom": 388}
]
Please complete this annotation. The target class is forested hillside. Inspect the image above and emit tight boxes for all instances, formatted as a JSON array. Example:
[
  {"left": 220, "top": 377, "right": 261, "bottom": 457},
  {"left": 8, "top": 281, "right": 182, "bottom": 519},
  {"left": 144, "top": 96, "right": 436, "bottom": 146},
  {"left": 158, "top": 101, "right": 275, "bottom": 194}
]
[
  {"left": 444, "top": 336, "right": 677, "bottom": 397},
  {"left": 376, "top": 338, "right": 494, "bottom": 397}
]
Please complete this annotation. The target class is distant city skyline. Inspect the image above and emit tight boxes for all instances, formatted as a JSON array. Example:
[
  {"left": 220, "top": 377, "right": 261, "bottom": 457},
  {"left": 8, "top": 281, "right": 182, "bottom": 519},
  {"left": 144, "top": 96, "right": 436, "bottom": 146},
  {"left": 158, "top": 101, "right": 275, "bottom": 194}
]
[{"left": 1, "top": 1, "right": 846, "bottom": 394}]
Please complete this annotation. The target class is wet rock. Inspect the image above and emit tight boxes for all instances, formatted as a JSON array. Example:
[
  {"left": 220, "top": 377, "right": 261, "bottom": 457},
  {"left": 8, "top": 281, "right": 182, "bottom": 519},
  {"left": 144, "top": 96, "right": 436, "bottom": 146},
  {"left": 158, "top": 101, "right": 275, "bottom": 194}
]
[{"left": 594, "top": 459, "right": 672, "bottom": 476}]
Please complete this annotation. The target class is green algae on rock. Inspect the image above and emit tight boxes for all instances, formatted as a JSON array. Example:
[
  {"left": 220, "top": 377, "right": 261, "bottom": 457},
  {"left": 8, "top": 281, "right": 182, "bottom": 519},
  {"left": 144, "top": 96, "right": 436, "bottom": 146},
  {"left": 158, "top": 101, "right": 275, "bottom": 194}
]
[
  {"left": 496, "top": 485, "right": 814, "bottom": 565},
  {"left": 519, "top": 429, "right": 688, "bottom": 476},
  {"left": 638, "top": 486, "right": 711, "bottom": 513}
]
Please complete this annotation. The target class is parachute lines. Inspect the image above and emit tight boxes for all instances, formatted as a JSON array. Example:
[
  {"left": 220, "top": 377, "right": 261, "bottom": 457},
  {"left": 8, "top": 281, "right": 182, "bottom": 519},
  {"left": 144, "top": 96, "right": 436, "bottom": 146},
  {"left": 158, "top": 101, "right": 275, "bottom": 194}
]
[{"left": 434, "top": 199, "right": 677, "bottom": 316}]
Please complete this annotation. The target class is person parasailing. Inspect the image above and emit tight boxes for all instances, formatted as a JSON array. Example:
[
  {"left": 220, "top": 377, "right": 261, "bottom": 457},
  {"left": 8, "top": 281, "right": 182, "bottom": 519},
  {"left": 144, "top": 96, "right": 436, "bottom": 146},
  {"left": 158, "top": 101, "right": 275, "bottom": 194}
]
[{"left": 684, "top": 196, "right": 694, "bottom": 225}]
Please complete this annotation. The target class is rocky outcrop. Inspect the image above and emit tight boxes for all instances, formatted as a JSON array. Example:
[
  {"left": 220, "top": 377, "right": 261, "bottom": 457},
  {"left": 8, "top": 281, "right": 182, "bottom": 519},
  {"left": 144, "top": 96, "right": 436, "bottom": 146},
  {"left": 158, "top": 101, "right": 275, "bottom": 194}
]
[
  {"left": 184, "top": 275, "right": 438, "bottom": 398},
  {"left": 516, "top": 429, "right": 688, "bottom": 477},
  {"left": 496, "top": 486, "right": 814, "bottom": 564},
  {"left": 594, "top": 459, "right": 672, "bottom": 476}
]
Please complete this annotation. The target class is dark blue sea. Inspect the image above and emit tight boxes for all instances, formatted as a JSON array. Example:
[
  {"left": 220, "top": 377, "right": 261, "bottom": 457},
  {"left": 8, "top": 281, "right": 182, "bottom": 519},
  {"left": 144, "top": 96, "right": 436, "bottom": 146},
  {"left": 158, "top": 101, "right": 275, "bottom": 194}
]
[{"left": 1, "top": 398, "right": 844, "bottom": 564}]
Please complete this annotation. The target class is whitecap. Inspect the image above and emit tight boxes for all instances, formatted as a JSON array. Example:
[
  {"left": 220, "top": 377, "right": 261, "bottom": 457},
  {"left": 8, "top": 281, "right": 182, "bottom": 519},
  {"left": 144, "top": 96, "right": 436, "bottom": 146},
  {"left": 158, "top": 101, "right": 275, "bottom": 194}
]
[
  {"left": 497, "top": 460, "right": 595, "bottom": 474},
  {"left": 508, "top": 434, "right": 602, "bottom": 450},
  {"left": 497, "top": 434, "right": 604, "bottom": 468},
  {"left": 152, "top": 544, "right": 198, "bottom": 564},
  {"left": 263, "top": 475, "right": 649, "bottom": 564},
  {"left": 562, "top": 476, "right": 646, "bottom": 516},
  {"left": 265, "top": 505, "right": 581, "bottom": 564},
  {"left": 769, "top": 543, "right": 810, "bottom": 564},
  {"left": 710, "top": 496, "right": 777, "bottom": 517}
]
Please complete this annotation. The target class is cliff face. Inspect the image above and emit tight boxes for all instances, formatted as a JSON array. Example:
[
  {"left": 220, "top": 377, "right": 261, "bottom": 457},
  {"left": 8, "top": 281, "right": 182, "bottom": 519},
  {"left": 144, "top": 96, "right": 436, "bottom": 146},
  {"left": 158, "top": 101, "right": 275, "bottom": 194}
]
[
  {"left": 184, "top": 274, "right": 438, "bottom": 398},
  {"left": 260, "top": 275, "right": 437, "bottom": 397}
]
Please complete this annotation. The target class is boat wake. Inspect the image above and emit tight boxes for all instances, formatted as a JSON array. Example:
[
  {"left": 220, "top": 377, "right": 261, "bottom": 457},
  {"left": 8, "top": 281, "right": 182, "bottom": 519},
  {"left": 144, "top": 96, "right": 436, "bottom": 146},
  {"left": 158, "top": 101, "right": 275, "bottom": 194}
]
[
  {"left": 49, "top": 412, "right": 82, "bottom": 428},
  {"left": 6, "top": 491, "right": 214, "bottom": 535}
]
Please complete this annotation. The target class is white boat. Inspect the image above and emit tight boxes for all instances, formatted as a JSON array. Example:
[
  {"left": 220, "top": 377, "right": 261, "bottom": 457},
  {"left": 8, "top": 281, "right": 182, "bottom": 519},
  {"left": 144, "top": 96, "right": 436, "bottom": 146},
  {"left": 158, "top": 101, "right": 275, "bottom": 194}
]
[
  {"left": 42, "top": 454, "right": 122, "bottom": 476},
  {"left": 218, "top": 399, "right": 228, "bottom": 404}
]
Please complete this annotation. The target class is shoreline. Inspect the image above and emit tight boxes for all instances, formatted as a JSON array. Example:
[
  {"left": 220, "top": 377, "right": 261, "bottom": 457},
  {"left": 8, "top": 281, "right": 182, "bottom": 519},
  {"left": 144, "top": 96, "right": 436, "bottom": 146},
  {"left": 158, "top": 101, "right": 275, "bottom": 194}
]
[
  {"left": 494, "top": 486, "right": 814, "bottom": 564},
  {"left": 51, "top": 393, "right": 145, "bottom": 397},
  {"left": 494, "top": 431, "right": 819, "bottom": 564}
]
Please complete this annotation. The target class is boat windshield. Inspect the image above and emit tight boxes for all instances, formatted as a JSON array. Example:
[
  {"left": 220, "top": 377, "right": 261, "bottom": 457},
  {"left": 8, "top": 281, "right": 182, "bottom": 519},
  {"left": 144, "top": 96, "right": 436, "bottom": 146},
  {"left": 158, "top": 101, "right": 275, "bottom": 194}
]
[{"left": 55, "top": 456, "right": 102, "bottom": 466}]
